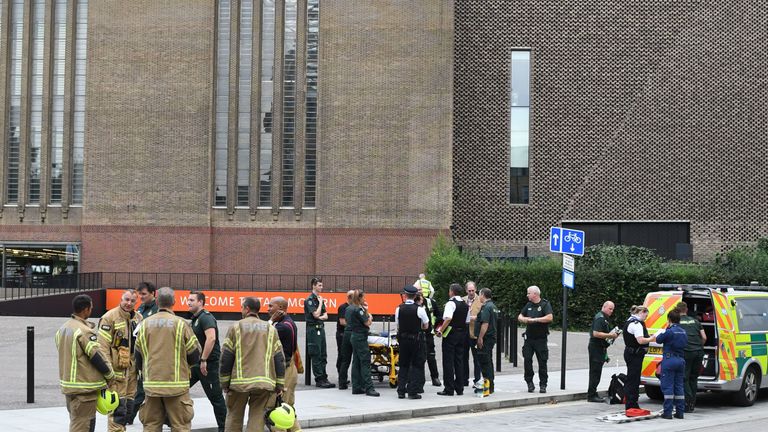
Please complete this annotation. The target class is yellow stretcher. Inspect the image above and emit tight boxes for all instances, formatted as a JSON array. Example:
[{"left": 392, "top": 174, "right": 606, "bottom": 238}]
[{"left": 368, "top": 332, "right": 399, "bottom": 387}]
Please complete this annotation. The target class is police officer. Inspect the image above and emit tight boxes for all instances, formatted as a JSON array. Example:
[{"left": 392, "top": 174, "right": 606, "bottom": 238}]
[
  {"left": 419, "top": 283, "right": 442, "bottom": 387},
  {"left": 345, "top": 290, "right": 380, "bottom": 396},
  {"left": 587, "top": 301, "right": 619, "bottom": 402},
  {"left": 395, "top": 285, "right": 429, "bottom": 399},
  {"left": 623, "top": 305, "right": 657, "bottom": 411},
  {"left": 134, "top": 287, "right": 201, "bottom": 431},
  {"left": 336, "top": 290, "right": 354, "bottom": 389},
  {"left": 268, "top": 297, "right": 303, "bottom": 432},
  {"left": 56, "top": 294, "right": 116, "bottom": 432},
  {"left": 127, "top": 281, "right": 159, "bottom": 425},
  {"left": 656, "top": 308, "right": 688, "bottom": 419},
  {"left": 221, "top": 297, "right": 286, "bottom": 431},
  {"left": 475, "top": 288, "right": 499, "bottom": 394},
  {"left": 517, "top": 285, "right": 553, "bottom": 393},
  {"left": 187, "top": 291, "right": 226, "bottom": 432},
  {"left": 304, "top": 277, "right": 335, "bottom": 388},
  {"left": 436, "top": 283, "right": 470, "bottom": 396},
  {"left": 675, "top": 302, "right": 706, "bottom": 413},
  {"left": 97, "top": 289, "right": 142, "bottom": 431}
]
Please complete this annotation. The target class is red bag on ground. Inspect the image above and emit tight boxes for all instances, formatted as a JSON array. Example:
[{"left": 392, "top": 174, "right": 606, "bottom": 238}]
[{"left": 625, "top": 408, "right": 652, "bottom": 417}]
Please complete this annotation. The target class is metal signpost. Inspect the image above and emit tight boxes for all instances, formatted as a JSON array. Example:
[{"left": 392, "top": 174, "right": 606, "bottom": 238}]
[{"left": 549, "top": 227, "right": 585, "bottom": 389}]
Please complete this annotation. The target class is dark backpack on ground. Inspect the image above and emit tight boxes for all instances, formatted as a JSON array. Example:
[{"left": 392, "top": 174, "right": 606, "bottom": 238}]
[{"left": 608, "top": 373, "right": 627, "bottom": 405}]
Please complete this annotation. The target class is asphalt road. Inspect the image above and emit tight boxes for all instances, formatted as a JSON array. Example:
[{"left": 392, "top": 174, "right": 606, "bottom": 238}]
[{"left": 311, "top": 389, "right": 768, "bottom": 432}]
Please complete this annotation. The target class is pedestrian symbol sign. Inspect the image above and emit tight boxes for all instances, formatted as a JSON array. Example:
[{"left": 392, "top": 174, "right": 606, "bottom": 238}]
[{"left": 549, "top": 227, "right": 585, "bottom": 256}]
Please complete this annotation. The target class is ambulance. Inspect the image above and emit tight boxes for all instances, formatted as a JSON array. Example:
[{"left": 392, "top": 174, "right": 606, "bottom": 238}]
[{"left": 640, "top": 284, "right": 768, "bottom": 406}]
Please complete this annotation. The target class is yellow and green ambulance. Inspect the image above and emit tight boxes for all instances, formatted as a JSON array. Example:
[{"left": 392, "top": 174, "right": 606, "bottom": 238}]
[{"left": 640, "top": 284, "right": 768, "bottom": 406}]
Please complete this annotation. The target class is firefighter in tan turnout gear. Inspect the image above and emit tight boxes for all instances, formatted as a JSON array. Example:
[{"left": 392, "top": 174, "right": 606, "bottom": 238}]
[
  {"left": 135, "top": 287, "right": 201, "bottom": 432},
  {"left": 97, "top": 289, "right": 142, "bottom": 431},
  {"left": 56, "top": 294, "right": 116, "bottom": 432},
  {"left": 220, "top": 297, "right": 287, "bottom": 432}
]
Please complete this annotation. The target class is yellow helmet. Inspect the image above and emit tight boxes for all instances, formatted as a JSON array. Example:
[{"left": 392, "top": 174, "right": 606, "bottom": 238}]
[
  {"left": 266, "top": 398, "right": 296, "bottom": 430},
  {"left": 96, "top": 389, "right": 119, "bottom": 415}
]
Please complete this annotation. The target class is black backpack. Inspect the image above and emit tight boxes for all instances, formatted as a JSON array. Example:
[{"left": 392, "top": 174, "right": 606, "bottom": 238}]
[{"left": 607, "top": 373, "right": 627, "bottom": 405}]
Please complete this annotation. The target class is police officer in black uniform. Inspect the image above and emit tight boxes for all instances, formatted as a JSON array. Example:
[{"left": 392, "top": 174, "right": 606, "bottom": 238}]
[
  {"left": 517, "top": 285, "right": 553, "bottom": 393},
  {"left": 418, "top": 283, "right": 443, "bottom": 387},
  {"left": 395, "top": 285, "right": 430, "bottom": 399},
  {"left": 436, "top": 283, "right": 470, "bottom": 396},
  {"left": 623, "top": 305, "right": 657, "bottom": 410}
]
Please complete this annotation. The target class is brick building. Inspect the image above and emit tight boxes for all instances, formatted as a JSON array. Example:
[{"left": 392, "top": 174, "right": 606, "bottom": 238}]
[{"left": 0, "top": 0, "right": 765, "bottom": 283}]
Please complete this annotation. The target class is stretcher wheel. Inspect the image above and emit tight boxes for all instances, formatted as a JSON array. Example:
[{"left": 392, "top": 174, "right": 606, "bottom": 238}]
[
  {"left": 389, "top": 379, "right": 397, "bottom": 388},
  {"left": 378, "top": 375, "right": 384, "bottom": 382}
]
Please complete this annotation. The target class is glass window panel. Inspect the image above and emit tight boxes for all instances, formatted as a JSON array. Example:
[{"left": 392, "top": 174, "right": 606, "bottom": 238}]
[
  {"left": 259, "top": 0, "right": 276, "bottom": 207},
  {"left": 214, "top": 0, "right": 231, "bottom": 207},
  {"left": 6, "top": 0, "right": 24, "bottom": 203},
  {"left": 510, "top": 50, "right": 530, "bottom": 204}
]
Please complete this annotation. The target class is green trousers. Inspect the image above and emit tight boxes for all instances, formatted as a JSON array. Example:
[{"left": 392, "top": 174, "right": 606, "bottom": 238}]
[
  {"left": 338, "top": 331, "right": 353, "bottom": 385},
  {"left": 683, "top": 350, "right": 703, "bottom": 406},
  {"left": 190, "top": 360, "right": 227, "bottom": 430},
  {"left": 477, "top": 337, "right": 496, "bottom": 386},
  {"left": 307, "top": 324, "right": 328, "bottom": 382},
  {"left": 350, "top": 332, "right": 373, "bottom": 392}
]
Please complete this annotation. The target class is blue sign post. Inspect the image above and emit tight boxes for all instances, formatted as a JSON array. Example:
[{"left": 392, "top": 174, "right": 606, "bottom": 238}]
[
  {"left": 548, "top": 226, "right": 586, "bottom": 391},
  {"left": 549, "top": 227, "right": 585, "bottom": 256}
]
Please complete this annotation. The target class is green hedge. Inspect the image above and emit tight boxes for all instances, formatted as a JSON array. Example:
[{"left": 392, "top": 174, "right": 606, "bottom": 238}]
[{"left": 424, "top": 236, "right": 768, "bottom": 331}]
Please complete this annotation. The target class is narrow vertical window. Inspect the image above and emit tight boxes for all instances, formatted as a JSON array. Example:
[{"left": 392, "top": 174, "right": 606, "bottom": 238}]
[
  {"left": 237, "top": 0, "right": 253, "bottom": 207},
  {"left": 303, "top": 0, "right": 318, "bottom": 208},
  {"left": 27, "top": 0, "right": 45, "bottom": 204},
  {"left": 50, "top": 0, "right": 67, "bottom": 204},
  {"left": 280, "top": 0, "right": 297, "bottom": 207},
  {"left": 5, "top": 0, "right": 24, "bottom": 204},
  {"left": 71, "top": 0, "right": 88, "bottom": 205},
  {"left": 214, "top": 0, "right": 230, "bottom": 207},
  {"left": 259, "top": 0, "right": 275, "bottom": 207},
  {"left": 509, "top": 51, "right": 530, "bottom": 204}
]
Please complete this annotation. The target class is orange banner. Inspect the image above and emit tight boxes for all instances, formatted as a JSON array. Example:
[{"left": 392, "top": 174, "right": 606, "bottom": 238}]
[{"left": 106, "top": 289, "right": 403, "bottom": 315}]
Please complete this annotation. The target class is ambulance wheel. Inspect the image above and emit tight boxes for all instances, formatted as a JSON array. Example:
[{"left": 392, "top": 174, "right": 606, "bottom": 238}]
[
  {"left": 734, "top": 366, "right": 760, "bottom": 407},
  {"left": 644, "top": 385, "right": 663, "bottom": 401}
]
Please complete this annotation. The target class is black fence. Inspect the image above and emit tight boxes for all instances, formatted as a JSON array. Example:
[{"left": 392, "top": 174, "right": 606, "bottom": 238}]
[{"left": 1, "top": 272, "right": 412, "bottom": 301}]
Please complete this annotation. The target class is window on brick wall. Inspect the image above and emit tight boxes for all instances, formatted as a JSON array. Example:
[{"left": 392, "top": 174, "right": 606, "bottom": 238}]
[
  {"left": 215, "top": 0, "right": 318, "bottom": 210},
  {"left": 2, "top": 0, "right": 88, "bottom": 207},
  {"left": 510, "top": 50, "right": 530, "bottom": 204}
]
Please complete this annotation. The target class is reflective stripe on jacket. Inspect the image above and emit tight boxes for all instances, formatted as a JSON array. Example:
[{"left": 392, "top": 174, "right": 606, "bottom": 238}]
[
  {"left": 136, "top": 310, "right": 200, "bottom": 397},
  {"left": 55, "top": 315, "right": 115, "bottom": 394},
  {"left": 97, "top": 306, "right": 142, "bottom": 379},
  {"left": 220, "top": 316, "right": 284, "bottom": 392}
]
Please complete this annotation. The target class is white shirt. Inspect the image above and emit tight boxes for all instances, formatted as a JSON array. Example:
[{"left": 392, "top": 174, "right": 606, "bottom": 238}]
[
  {"left": 395, "top": 300, "right": 429, "bottom": 327},
  {"left": 443, "top": 296, "right": 472, "bottom": 323},
  {"left": 626, "top": 315, "right": 646, "bottom": 339}
]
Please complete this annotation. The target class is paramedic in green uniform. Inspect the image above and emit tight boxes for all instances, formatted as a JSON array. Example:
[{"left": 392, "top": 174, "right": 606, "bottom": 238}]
[
  {"left": 304, "top": 277, "right": 335, "bottom": 388},
  {"left": 345, "top": 290, "right": 379, "bottom": 396},
  {"left": 676, "top": 301, "right": 706, "bottom": 412},
  {"left": 475, "top": 288, "right": 499, "bottom": 394}
]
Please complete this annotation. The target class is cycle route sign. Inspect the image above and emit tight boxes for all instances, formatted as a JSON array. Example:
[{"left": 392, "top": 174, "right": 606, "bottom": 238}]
[{"left": 549, "top": 227, "right": 585, "bottom": 256}]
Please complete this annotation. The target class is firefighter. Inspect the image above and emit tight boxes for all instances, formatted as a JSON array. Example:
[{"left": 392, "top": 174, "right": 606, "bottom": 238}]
[
  {"left": 126, "top": 281, "right": 159, "bottom": 425},
  {"left": 56, "top": 294, "right": 116, "bottom": 432},
  {"left": 656, "top": 308, "right": 688, "bottom": 419},
  {"left": 268, "top": 296, "right": 303, "bottom": 432},
  {"left": 97, "top": 289, "right": 142, "bottom": 431},
  {"left": 221, "top": 297, "right": 286, "bottom": 431},
  {"left": 134, "top": 287, "right": 201, "bottom": 431}
]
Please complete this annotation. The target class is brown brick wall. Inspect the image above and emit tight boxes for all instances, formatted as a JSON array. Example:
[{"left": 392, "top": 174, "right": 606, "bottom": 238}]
[{"left": 453, "top": 0, "right": 768, "bottom": 261}]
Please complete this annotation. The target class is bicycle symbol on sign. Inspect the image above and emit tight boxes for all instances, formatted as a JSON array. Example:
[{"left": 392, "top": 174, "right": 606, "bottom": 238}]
[{"left": 564, "top": 232, "right": 581, "bottom": 244}]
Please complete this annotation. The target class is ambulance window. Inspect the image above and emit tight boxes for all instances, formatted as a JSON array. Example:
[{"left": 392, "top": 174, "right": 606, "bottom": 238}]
[{"left": 735, "top": 298, "right": 768, "bottom": 332}]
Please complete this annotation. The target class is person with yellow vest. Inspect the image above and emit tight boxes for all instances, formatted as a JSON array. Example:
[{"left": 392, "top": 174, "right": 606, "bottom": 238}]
[
  {"left": 56, "top": 294, "right": 116, "bottom": 432},
  {"left": 134, "top": 287, "right": 201, "bottom": 431},
  {"left": 97, "top": 289, "right": 142, "bottom": 431},
  {"left": 414, "top": 273, "right": 434, "bottom": 300},
  {"left": 220, "top": 297, "right": 286, "bottom": 432}
]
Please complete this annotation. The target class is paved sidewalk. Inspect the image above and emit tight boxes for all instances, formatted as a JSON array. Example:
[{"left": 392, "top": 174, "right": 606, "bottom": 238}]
[{"left": 0, "top": 367, "right": 625, "bottom": 431}]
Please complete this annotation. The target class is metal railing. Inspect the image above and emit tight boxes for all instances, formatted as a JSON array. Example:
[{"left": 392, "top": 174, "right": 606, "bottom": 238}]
[
  {"left": 1, "top": 272, "right": 412, "bottom": 301},
  {"left": 1, "top": 273, "right": 102, "bottom": 301}
]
